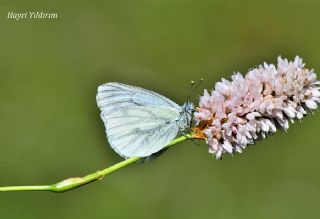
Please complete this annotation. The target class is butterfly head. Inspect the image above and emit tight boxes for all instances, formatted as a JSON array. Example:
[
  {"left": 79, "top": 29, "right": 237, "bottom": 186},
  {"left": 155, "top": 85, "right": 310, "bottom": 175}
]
[{"left": 178, "top": 101, "right": 194, "bottom": 130}]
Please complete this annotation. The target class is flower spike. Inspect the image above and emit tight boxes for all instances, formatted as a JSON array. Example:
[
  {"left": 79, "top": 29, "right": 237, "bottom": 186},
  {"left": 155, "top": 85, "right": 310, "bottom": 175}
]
[{"left": 194, "top": 56, "right": 320, "bottom": 159}]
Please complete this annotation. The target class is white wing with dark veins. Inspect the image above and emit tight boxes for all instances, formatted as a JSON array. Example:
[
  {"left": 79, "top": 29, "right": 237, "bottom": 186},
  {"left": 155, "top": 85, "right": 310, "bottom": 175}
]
[
  {"left": 102, "top": 106, "right": 180, "bottom": 158},
  {"left": 96, "top": 82, "right": 183, "bottom": 158},
  {"left": 97, "top": 82, "right": 182, "bottom": 115}
]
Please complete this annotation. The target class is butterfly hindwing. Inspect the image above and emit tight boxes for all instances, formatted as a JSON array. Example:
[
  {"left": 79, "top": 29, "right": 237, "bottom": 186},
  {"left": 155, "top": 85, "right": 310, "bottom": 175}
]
[{"left": 101, "top": 105, "right": 180, "bottom": 158}]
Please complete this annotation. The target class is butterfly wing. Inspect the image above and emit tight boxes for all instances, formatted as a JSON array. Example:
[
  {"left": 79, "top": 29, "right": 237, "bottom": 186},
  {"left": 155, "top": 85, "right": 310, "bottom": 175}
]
[
  {"left": 101, "top": 105, "right": 180, "bottom": 158},
  {"left": 96, "top": 82, "right": 182, "bottom": 115},
  {"left": 96, "top": 82, "right": 184, "bottom": 158}
]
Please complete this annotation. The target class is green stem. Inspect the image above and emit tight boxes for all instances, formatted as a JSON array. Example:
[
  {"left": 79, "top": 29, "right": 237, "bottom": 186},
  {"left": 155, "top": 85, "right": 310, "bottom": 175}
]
[{"left": 0, "top": 135, "right": 192, "bottom": 193}]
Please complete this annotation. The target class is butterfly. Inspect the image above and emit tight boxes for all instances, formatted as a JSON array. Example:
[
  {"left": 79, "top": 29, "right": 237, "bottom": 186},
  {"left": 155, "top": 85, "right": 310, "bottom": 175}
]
[{"left": 96, "top": 82, "right": 193, "bottom": 158}]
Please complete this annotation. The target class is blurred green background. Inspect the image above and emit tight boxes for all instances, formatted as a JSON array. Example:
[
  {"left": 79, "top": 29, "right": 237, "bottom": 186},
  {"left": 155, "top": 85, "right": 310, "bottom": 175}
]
[{"left": 0, "top": 1, "right": 320, "bottom": 219}]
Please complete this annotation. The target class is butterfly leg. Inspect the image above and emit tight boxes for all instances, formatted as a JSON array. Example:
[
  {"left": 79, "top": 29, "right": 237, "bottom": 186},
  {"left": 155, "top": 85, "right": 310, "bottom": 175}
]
[{"left": 179, "top": 129, "right": 200, "bottom": 146}]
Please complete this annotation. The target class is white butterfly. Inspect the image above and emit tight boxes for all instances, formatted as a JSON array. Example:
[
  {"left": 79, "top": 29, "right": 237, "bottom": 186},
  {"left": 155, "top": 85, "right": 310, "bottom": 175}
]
[{"left": 96, "top": 82, "right": 193, "bottom": 158}]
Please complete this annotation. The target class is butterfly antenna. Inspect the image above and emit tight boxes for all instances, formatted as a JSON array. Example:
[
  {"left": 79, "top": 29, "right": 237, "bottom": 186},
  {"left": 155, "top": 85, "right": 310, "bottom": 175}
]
[
  {"left": 192, "top": 78, "right": 204, "bottom": 92},
  {"left": 185, "top": 80, "right": 195, "bottom": 105},
  {"left": 188, "top": 78, "right": 204, "bottom": 103},
  {"left": 186, "top": 78, "right": 204, "bottom": 104}
]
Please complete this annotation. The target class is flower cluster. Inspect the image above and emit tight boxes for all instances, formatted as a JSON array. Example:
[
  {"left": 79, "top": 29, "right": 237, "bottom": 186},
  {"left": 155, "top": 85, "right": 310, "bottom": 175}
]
[{"left": 194, "top": 56, "right": 320, "bottom": 159}]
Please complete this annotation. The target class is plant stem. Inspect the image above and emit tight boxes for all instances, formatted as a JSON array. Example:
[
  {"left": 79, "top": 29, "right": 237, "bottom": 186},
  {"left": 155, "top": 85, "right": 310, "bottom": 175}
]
[{"left": 0, "top": 134, "right": 192, "bottom": 192}]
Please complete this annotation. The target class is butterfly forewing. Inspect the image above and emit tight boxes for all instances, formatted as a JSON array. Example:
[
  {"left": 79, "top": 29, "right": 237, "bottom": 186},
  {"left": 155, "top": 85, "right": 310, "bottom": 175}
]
[{"left": 97, "top": 82, "right": 181, "bottom": 115}]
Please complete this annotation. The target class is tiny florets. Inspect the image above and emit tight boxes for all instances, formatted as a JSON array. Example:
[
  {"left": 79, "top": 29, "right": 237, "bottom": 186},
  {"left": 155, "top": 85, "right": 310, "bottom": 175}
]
[{"left": 194, "top": 56, "right": 320, "bottom": 159}]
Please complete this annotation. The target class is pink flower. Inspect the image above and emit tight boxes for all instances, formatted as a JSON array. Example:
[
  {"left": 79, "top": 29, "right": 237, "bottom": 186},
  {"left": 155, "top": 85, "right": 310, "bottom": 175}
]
[{"left": 193, "top": 56, "right": 320, "bottom": 159}]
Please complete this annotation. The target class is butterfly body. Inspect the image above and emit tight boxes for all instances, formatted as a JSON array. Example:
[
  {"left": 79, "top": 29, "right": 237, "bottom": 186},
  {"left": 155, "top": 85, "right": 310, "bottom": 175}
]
[{"left": 96, "top": 82, "right": 193, "bottom": 158}]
